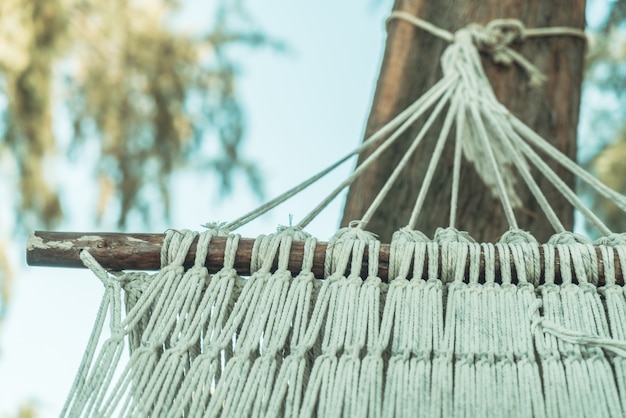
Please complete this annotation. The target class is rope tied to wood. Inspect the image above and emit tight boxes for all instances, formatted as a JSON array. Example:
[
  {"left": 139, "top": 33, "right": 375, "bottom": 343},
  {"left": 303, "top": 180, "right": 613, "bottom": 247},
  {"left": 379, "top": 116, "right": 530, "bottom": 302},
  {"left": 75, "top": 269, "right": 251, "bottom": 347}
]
[
  {"left": 387, "top": 10, "right": 586, "bottom": 86},
  {"left": 466, "top": 21, "right": 546, "bottom": 86},
  {"left": 207, "top": 8, "right": 623, "bottom": 238}
]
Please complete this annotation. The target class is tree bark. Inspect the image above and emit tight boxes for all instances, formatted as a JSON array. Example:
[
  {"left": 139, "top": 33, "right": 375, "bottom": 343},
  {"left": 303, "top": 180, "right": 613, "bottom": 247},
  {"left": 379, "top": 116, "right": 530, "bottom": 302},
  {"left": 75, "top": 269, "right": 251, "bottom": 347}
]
[
  {"left": 341, "top": 0, "right": 586, "bottom": 242},
  {"left": 27, "top": 231, "right": 623, "bottom": 285}
]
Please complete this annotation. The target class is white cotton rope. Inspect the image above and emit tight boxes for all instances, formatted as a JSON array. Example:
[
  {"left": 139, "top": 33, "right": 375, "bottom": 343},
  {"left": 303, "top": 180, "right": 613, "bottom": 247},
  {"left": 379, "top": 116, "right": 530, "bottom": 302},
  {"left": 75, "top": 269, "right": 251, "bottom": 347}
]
[
  {"left": 215, "top": 10, "right": 620, "bottom": 240},
  {"left": 64, "top": 224, "right": 626, "bottom": 417},
  {"left": 59, "top": 10, "right": 626, "bottom": 418},
  {"left": 219, "top": 13, "right": 608, "bottom": 240},
  {"left": 387, "top": 11, "right": 586, "bottom": 86},
  {"left": 225, "top": 75, "right": 457, "bottom": 231}
]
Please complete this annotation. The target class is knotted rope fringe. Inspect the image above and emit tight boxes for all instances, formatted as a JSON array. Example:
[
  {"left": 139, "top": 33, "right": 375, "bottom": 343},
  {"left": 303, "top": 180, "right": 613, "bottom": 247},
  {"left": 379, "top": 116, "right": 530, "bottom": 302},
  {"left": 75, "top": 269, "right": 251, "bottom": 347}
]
[
  {"left": 63, "top": 227, "right": 626, "bottom": 417},
  {"left": 59, "top": 13, "right": 626, "bottom": 418}
]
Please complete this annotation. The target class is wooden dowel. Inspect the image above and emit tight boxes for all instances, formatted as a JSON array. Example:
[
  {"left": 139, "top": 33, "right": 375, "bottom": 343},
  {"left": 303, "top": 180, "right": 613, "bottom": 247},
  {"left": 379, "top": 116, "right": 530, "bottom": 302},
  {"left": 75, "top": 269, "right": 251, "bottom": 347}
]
[{"left": 27, "top": 231, "right": 624, "bottom": 285}]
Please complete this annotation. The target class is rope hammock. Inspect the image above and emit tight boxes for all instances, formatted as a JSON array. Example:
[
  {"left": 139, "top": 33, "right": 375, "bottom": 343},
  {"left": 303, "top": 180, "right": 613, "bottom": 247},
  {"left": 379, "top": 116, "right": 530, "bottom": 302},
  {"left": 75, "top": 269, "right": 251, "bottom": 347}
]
[{"left": 27, "top": 13, "right": 626, "bottom": 418}]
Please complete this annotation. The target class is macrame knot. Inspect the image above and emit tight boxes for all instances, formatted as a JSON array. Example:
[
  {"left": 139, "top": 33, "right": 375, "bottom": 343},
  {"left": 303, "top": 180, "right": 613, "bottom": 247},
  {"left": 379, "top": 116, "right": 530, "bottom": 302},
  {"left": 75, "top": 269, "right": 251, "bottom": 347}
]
[
  {"left": 161, "top": 229, "right": 199, "bottom": 268},
  {"left": 324, "top": 225, "right": 379, "bottom": 277},
  {"left": 595, "top": 233, "right": 626, "bottom": 247},
  {"left": 466, "top": 19, "right": 526, "bottom": 58},
  {"left": 434, "top": 226, "right": 475, "bottom": 243},
  {"left": 201, "top": 221, "right": 231, "bottom": 236},
  {"left": 251, "top": 228, "right": 302, "bottom": 273},
  {"left": 388, "top": 10, "right": 585, "bottom": 90},
  {"left": 548, "top": 231, "right": 591, "bottom": 245},
  {"left": 499, "top": 228, "right": 538, "bottom": 244},
  {"left": 334, "top": 223, "right": 379, "bottom": 242},
  {"left": 389, "top": 227, "right": 428, "bottom": 280},
  {"left": 275, "top": 225, "right": 312, "bottom": 241},
  {"left": 392, "top": 226, "right": 429, "bottom": 243},
  {"left": 461, "top": 20, "right": 547, "bottom": 86}
]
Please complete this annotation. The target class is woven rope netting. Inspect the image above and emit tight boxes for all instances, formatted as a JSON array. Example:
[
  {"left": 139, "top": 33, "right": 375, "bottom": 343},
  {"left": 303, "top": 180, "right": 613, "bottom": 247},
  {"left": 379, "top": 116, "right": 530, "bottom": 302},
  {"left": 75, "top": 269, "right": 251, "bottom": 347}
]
[{"left": 60, "top": 15, "right": 626, "bottom": 418}]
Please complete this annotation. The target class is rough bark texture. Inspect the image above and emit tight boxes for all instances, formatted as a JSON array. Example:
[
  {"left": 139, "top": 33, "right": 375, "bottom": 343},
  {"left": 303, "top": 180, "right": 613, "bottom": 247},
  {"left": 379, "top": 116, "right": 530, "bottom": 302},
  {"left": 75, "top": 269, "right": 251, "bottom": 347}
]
[
  {"left": 26, "top": 231, "right": 623, "bottom": 284},
  {"left": 341, "top": 0, "right": 586, "bottom": 242}
]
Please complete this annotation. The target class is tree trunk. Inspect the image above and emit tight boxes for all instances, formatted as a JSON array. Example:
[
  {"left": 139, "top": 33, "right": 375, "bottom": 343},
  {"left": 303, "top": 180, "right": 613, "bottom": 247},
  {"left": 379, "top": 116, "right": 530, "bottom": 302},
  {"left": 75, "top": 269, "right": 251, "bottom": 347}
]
[{"left": 341, "top": 0, "right": 586, "bottom": 242}]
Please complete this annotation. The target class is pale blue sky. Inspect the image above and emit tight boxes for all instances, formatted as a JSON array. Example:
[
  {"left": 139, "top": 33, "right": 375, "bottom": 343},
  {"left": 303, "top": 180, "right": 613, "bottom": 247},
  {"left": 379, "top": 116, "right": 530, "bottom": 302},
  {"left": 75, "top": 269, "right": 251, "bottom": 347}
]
[
  {"left": 0, "top": 0, "right": 620, "bottom": 416},
  {"left": 0, "top": 2, "right": 390, "bottom": 416}
]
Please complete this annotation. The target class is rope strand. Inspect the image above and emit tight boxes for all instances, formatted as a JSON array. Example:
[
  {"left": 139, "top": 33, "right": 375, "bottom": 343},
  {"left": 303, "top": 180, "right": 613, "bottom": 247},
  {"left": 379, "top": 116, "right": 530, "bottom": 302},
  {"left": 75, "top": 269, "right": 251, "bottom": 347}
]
[{"left": 387, "top": 10, "right": 586, "bottom": 86}]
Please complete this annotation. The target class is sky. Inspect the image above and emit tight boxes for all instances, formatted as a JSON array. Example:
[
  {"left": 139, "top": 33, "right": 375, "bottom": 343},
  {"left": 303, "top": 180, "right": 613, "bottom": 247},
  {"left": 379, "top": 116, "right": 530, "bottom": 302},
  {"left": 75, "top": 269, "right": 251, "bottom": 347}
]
[
  {"left": 0, "top": 1, "right": 390, "bottom": 416},
  {"left": 0, "top": 0, "right": 620, "bottom": 416}
]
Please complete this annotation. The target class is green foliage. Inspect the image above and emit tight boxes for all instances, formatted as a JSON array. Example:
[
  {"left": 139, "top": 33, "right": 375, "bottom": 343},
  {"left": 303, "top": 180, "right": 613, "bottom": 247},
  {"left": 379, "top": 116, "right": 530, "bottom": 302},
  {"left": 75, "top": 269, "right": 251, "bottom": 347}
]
[
  {"left": 0, "top": 0, "right": 278, "bottom": 229},
  {"left": 0, "top": 0, "right": 280, "bottom": 363},
  {"left": 582, "top": 0, "right": 626, "bottom": 236},
  {"left": 16, "top": 402, "right": 37, "bottom": 418},
  {"left": 589, "top": 137, "right": 626, "bottom": 233},
  {"left": 0, "top": 0, "right": 65, "bottom": 227}
]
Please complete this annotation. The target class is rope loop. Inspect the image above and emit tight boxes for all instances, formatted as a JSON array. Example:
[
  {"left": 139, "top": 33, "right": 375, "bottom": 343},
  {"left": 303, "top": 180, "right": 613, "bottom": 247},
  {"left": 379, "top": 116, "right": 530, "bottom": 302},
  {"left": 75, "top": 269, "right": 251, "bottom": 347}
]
[
  {"left": 499, "top": 228, "right": 538, "bottom": 244},
  {"left": 548, "top": 231, "right": 591, "bottom": 245},
  {"left": 325, "top": 225, "right": 379, "bottom": 277},
  {"left": 276, "top": 224, "right": 313, "bottom": 241},
  {"left": 595, "top": 233, "right": 626, "bottom": 247},
  {"left": 434, "top": 227, "right": 475, "bottom": 243},
  {"left": 389, "top": 227, "right": 428, "bottom": 280},
  {"left": 467, "top": 20, "right": 525, "bottom": 58},
  {"left": 463, "top": 21, "right": 546, "bottom": 86},
  {"left": 387, "top": 11, "right": 585, "bottom": 86},
  {"left": 201, "top": 221, "right": 231, "bottom": 236},
  {"left": 160, "top": 229, "right": 198, "bottom": 268}
]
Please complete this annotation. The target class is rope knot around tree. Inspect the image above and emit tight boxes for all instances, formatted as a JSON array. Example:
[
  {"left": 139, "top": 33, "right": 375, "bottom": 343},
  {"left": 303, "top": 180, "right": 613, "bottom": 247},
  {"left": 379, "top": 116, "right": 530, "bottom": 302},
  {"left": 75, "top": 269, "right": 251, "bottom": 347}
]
[
  {"left": 463, "top": 20, "right": 547, "bottom": 86},
  {"left": 466, "top": 18, "right": 532, "bottom": 49},
  {"left": 387, "top": 11, "right": 585, "bottom": 86},
  {"left": 29, "top": 9, "right": 626, "bottom": 418}
]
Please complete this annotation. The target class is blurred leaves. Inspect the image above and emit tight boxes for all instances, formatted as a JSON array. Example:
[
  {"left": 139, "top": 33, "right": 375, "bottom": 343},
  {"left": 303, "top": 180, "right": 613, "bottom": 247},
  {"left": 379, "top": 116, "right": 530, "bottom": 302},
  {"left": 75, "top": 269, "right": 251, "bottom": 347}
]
[
  {"left": 15, "top": 402, "right": 38, "bottom": 418},
  {"left": 0, "top": 0, "right": 279, "bottom": 229},
  {"left": 0, "top": 240, "right": 10, "bottom": 332},
  {"left": 585, "top": 1, "right": 626, "bottom": 119},
  {"left": 0, "top": 0, "right": 65, "bottom": 228},
  {"left": 582, "top": 0, "right": 626, "bottom": 236},
  {"left": 589, "top": 135, "right": 626, "bottom": 233},
  {"left": 0, "top": 0, "right": 279, "bottom": 349}
]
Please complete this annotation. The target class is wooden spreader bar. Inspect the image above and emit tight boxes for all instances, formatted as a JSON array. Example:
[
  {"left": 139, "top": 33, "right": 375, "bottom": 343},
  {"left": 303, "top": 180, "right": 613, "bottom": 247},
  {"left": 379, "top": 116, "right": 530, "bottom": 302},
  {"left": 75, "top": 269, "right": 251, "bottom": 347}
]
[{"left": 27, "top": 231, "right": 624, "bottom": 286}]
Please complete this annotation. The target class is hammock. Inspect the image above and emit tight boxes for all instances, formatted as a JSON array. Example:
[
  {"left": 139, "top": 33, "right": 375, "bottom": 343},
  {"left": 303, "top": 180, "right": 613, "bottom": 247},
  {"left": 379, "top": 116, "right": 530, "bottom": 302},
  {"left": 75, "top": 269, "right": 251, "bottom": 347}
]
[{"left": 27, "top": 14, "right": 626, "bottom": 418}]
